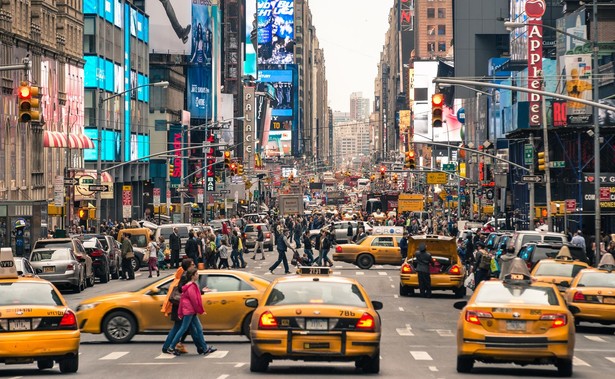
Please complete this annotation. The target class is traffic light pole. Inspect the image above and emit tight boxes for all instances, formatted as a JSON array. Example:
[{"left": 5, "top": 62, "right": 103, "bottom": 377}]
[
  {"left": 541, "top": 84, "right": 552, "bottom": 231},
  {"left": 529, "top": 133, "right": 535, "bottom": 230}
]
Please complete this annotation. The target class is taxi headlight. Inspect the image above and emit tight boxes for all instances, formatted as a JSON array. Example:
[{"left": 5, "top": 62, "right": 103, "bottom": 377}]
[{"left": 76, "top": 303, "right": 100, "bottom": 312}]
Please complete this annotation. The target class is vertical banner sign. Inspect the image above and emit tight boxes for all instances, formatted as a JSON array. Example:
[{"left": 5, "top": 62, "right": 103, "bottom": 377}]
[
  {"left": 399, "top": 0, "right": 414, "bottom": 32},
  {"left": 244, "top": 86, "right": 256, "bottom": 169},
  {"left": 54, "top": 175, "right": 65, "bottom": 207},
  {"left": 166, "top": 189, "right": 171, "bottom": 208},
  {"left": 197, "top": 188, "right": 204, "bottom": 204},
  {"left": 122, "top": 185, "right": 132, "bottom": 219},
  {"left": 526, "top": 0, "right": 546, "bottom": 127},
  {"left": 153, "top": 188, "right": 161, "bottom": 207}
]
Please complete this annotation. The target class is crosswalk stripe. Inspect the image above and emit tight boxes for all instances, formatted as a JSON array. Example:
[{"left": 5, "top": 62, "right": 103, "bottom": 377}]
[
  {"left": 155, "top": 353, "right": 176, "bottom": 360},
  {"left": 355, "top": 271, "right": 364, "bottom": 276},
  {"left": 393, "top": 294, "right": 399, "bottom": 298},
  {"left": 205, "top": 350, "right": 229, "bottom": 359},
  {"left": 410, "top": 351, "right": 433, "bottom": 360},
  {"left": 378, "top": 271, "right": 388, "bottom": 276},
  {"left": 398, "top": 307, "right": 405, "bottom": 312},
  {"left": 573, "top": 356, "right": 590, "bottom": 366},
  {"left": 435, "top": 329, "right": 454, "bottom": 337},
  {"left": 428, "top": 366, "right": 439, "bottom": 372},
  {"left": 216, "top": 375, "right": 229, "bottom": 379},
  {"left": 606, "top": 357, "right": 615, "bottom": 364},
  {"left": 396, "top": 328, "right": 414, "bottom": 336},
  {"left": 100, "top": 352, "right": 129, "bottom": 360},
  {"left": 585, "top": 335, "right": 606, "bottom": 343}
]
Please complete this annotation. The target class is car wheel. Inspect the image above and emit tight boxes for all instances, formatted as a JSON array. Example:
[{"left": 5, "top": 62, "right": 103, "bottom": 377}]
[
  {"left": 242, "top": 313, "right": 253, "bottom": 341},
  {"left": 556, "top": 358, "right": 573, "bottom": 377},
  {"left": 37, "top": 359, "right": 54, "bottom": 370},
  {"left": 453, "top": 286, "right": 467, "bottom": 298},
  {"left": 456, "top": 355, "right": 474, "bottom": 373},
  {"left": 131, "top": 257, "right": 139, "bottom": 272},
  {"left": 87, "top": 272, "right": 95, "bottom": 287},
  {"left": 250, "top": 347, "right": 269, "bottom": 372},
  {"left": 356, "top": 254, "right": 374, "bottom": 269},
  {"left": 73, "top": 276, "right": 82, "bottom": 293},
  {"left": 99, "top": 265, "right": 110, "bottom": 284},
  {"left": 357, "top": 351, "right": 380, "bottom": 373},
  {"left": 59, "top": 355, "right": 79, "bottom": 373},
  {"left": 399, "top": 284, "right": 414, "bottom": 297},
  {"left": 103, "top": 311, "right": 137, "bottom": 343},
  {"left": 111, "top": 263, "right": 120, "bottom": 280}
]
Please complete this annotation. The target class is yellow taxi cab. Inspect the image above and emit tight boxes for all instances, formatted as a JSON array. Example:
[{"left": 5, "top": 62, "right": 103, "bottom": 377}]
[
  {"left": 0, "top": 247, "right": 80, "bottom": 373},
  {"left": 247, "top": 266, "right": 382, "bottom": 373},
  {"left": 453, "top": 258, "right": 577, "bottom": 376},
  {"left": 332, "top": 234, "right": 404, "bottom": 269},
  {"left": 564, "top": 253, "right": 615, "bottom": 325},
  {"left": 400, "top": 235, "right": 466, "bottom": 298},
  {"left": 530, "top": 246, "right": 589, "bottom": 292},
  {"left": 76, "top": 269, "right": 269, "bottom": 343}
]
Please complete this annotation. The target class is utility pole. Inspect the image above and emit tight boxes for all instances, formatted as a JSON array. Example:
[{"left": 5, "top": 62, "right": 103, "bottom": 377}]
[
  {"left": 529, "top": 133, "right": 535, "bottom": 230},
  {"left": 592, "top": 0, "right": 601, "bottom": 260},
  {"left": 541, "top": 77, "right": 552, "bottom": 232}
]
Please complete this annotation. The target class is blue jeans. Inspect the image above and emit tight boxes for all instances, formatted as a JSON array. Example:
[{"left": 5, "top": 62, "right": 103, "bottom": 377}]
[
  {"left": 304, "top": 248, "right": 314, "bottom": 264},
  {"left": 169, "top": 314, "right": 208, "bottom": 351},
  {"left": 162, "top": 318, "right": 201, "bottom": 351},
  {"left": 317, "top": 248, "right": 331, "bottom": 266},
  {"left": 269, "top": 249, "right": 289, "bottom": 273}
]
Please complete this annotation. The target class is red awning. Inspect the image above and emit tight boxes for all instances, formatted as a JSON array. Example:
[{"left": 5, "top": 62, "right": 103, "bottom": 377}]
[
  {"left": 43, "top": 131, "right": 68, "bottom": 148},
  {"left": 68, "top": 134, "right": 95, "bottom": 149}
]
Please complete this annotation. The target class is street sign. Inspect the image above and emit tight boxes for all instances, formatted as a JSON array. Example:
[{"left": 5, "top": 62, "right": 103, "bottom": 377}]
[
  {"left": 524, "top": 144, "right": 534, "bottom": 165},
  {"left": 426, "top": 172, "right": 448, "bottom": 184},
  {"left": 550, "top": 161, "right": 565, "bottom": 168},
  {"left": 88, "top": 184, "right": 109, "bottom": 192},
  {"left": 465, "top": 183, "right": 478, "bottom": 188},
  {"left": 64, "top": 178, "right": 78, "bottom": 186},
  {"left": 521, "top": 175, "right": 544, "bottom": 183},
  {"left": 565, "top": 199, "right": 576, "bottom": 212},
  {"left": 177, "top": 187, "right": 189, "bottom": 193},
  {"left": 486, "top": 189, "right": 494, "bottom": 200},
  {"left": 443, "top": 163, "right": 455, "bottom": 172},
  {"left": 153, "top": 188, "right": 160, "bottom": 207},
  {"left": 211, "top": 193, "right": 224, "bottom": 198},
  {"left": 457, "top": 108, "right": 466, "bottom": 124},
  {"left": 220, "top": 190, "right": 231, "bottom": 194}
]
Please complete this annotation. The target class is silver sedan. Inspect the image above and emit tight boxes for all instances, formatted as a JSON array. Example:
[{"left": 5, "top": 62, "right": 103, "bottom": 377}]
[{"left": 29, "top": 248, "right": 86, "bottom": 293}]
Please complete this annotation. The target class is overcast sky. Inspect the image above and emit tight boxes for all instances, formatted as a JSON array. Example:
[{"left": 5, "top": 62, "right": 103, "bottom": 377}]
[{"left": 308, "top": 0, "right": 394, "bottom": 113}]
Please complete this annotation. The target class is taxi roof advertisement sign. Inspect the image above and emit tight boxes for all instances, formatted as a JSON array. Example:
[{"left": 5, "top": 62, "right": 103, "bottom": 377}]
[{"left": 0, "top": 247, "right": 17, "bottom": 279}]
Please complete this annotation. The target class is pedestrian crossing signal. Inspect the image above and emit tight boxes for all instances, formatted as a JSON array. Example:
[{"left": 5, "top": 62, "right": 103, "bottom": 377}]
[{"left": 78, "top": 208, "right": 88, "bottom": 221}]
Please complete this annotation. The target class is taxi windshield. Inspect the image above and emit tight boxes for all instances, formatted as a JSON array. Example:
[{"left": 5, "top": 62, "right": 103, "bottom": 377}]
[
  {"left": 577, "top": 272, "right": 615, "bottom": 288},
  {"left": 534, "top": 263, "right": 586, "bottom": 278},
  {"left": 0, "top": 282, "right": 63, "bottom": 306},
  {"left": 266, "top": 281, "right": 367, "bottom": 307},
  {"left": 474, "top": 282, "right": 559, "bottom": 305}
]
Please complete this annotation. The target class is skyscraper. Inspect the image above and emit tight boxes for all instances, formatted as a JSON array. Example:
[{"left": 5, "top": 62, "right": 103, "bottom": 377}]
[{"left": 350, "top": 92, "right": 370, "bottom": 121}]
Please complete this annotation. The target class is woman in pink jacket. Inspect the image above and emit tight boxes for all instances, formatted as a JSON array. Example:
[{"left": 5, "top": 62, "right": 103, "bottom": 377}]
[{"left": 167, "top": 267, "right": 217, "bottom": 355}]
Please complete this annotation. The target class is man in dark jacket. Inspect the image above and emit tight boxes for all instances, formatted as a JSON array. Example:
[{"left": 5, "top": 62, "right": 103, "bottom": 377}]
[
  {"left": 184, "top": 231, "right": 200, "bottom": 264},
  {"left": 399, "top": 232, "right": 409, "bottom": 260},
  {"left": 347, "top": 223, "right": 354, "bottom": 243},
  {"left": 169, "top": 227, "right": 181, "bottom": 268},
  {"left": 415, "top": 243, "right": 433, "bottom": 298}
]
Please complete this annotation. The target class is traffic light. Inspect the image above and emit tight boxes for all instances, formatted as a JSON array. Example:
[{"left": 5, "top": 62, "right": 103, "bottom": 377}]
[
  {"left": 17, "top": 82, "right": 41, "bottom": 122},
  {"left": 392, "top": 173, "right": 398, "bottom": 184},
  {"left": 370, "top": 174, "right": 376, "bottom": 182},
  {"left": 288, "top": 173, "right": 294, "bottom": 182},
  {"left": 169, "top": 163, "right": 174, "bottom": 177},
  {"left": 407, "top": 150, "right": 416, "bottom": 169},
  {"left": 537, "top": 151, "right": 546, "bottom": 171},
  {"left": 431, "top": 93, "right": 444, "bottom": 128},
  {"left": 380, "top": 166, "right": 386, "bottom": 180},
  {"left": 78, "top": 208, "right": 88, "bottom": 221},
  {"left": 237, "top": 164, "right": 244, "bottom": 175},
  {"left": 230, "top": 162, "right": 237, "bottom": 174},
  {"left": 224, "top": 151, "right": 231, "bottom": 167}
]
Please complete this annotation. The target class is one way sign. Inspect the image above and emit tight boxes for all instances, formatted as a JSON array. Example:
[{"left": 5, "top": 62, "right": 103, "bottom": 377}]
[{"left": 521, "top": 175, "right": 543, "bottom": 183}]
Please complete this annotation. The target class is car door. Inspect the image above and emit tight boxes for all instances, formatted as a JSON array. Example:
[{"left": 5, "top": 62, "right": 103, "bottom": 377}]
[
  {"left": 198, "top": 273, "right": 260, "bottom": 332},
  {"left": 370, "top": 236, "right": 401, "bottom": 264},
  {"left": 138, "top": 278, "right": 175, "bottom": 330}
]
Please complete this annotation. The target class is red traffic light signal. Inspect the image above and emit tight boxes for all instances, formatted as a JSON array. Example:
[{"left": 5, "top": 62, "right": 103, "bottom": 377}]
[
  {"left": 230, "top": 162, "right": 237, "bottom": 174},
  {"left": 380, "top": 166, "right": 386, "bottom": 179}
]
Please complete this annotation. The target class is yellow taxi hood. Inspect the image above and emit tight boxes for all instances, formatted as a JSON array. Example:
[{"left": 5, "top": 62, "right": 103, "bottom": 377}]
[
  {"left": 407, "top": 235, "right": 457, "bottom": 258},
  {"left": 0, "top": 305, "right": 69, "bottom": 318},
  {"left": 78, "top": 292, "right": 135, "bottom": 305}
]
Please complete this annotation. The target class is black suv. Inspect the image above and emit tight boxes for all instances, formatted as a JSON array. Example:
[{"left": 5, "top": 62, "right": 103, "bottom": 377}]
[{"left": 517, "top": 242, "right": 589, "bottom": 271}]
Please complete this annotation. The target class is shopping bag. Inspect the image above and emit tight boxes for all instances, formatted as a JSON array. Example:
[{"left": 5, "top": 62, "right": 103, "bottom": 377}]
[{"left": 464, "top": 272, "right": 475, "bottom": 290}]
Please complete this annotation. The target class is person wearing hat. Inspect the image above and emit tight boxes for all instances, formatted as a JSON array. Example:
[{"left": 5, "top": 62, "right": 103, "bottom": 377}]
[
  {"left": 415, "top": 242, "right": 433, "bottom": 298},
  {"left": 473, "top": 241, "right": 491, "bottom": 287}
]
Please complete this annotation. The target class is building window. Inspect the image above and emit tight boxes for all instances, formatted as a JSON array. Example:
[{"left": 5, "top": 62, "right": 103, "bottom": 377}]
[
  {"left": 438, "top": 25, "right": 446, "bottom": 35},
  {"left": 427, "top": 8, "right": 435, "bottom": 18},
  {"left": 427, "top": 42, "right": 435, "bottom": 53},
  {"left": 427, "top": 25, "right": 435, "bottom": 36},
  {"left": 438, "top": 42, "right": 447, "bottom": 52},
  {"left": 438, "top": 8, "right": 446, "bottom": 18}
]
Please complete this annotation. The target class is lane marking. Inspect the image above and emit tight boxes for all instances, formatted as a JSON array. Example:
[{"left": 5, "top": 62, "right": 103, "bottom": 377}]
[
  {"left": 393, "top": 294, "right": 399, "bottom": 299},
  {"left": 375, "top": 265, "right": 384, "bottom": 269},
  {"left": 573, "top": 356, "right": 590, "bottom": 366},
  {"left": 396, "top": 328, "right": 414, "bottom": 336},
  {"left": 355, "top": 271, "right": 364, "bottom": 276},
  {"left": 585, "top": 335, "right": 606, "bottom": 343},
  {"left": 606, "top": 357, "right": 615, "bottom": 364},
  {"left": 216, "top": 376, "right": 229, "bottom": 379},
  {"left": 205, "top": 350, "right": 229, "bottom": 359},
  {"left": 100, "top": 352, "right": 129, "bottom": 360},
  {"left": 435, "top": 329, "right": 454, "bottom": 337},
  {"left": 388, "top": 277, "right": 393, "bottom": 281},
  {"left": 410, "top": 351, "right": 433, "bottom": 361},
  {"left": 390, "top": 284, "right": 395, "bottom": 288},
  {"left": 398, "top": 307, "right": 405, "bottom": 312},
  {"left": 120, "top": 363, "right": 185, "bottom": 365},
  {"left": 378, "top": 272, "right": 388, "bottom": 276},
  {"left": 234, "top": 363, "right": 246, "bottom": 367},
  {"left": 429, "top": 366, "right": 439, "bottom": 372},
  {"left": 155, "top": 353, "right": 176, "bottom": 360}
]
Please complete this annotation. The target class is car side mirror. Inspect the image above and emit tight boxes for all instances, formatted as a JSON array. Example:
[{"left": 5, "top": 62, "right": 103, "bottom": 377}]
[
  {"left": 568, "top": 305, "right": 581, "bottom": 315},
  {"left": 35, "top": 268, "right": 43, "bottom": 274},
  {"left": 371, "top": 300, "right": 383, "bottom": 311},
  {"left": 559, "top": 280, "right": 570, "bottom": 288},
  {"left": 453, "top": 301, "right": 467, "bottom": 310},
  {"left": 245, "top": 298, "right": 259, "bottom": 308}
]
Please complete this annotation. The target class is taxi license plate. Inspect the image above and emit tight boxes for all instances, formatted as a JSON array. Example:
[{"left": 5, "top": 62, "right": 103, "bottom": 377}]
[
  {"left": 506, "top": 320, "right": 526, "bottom": 331},
  {"left": 9, "top": 319, "right": 31, "bottom": 331},
  {"left": 306, "top": 319, "right": 328, "bottom": 330},
  {"left": 43, "top": 266, "right": 55, "bottom": 273},
  {"left": 604, "top": 297, "right": 615, "bottom": 304},
  {"left": 304, "top": 342, "right": 330, "bottom": 349}
]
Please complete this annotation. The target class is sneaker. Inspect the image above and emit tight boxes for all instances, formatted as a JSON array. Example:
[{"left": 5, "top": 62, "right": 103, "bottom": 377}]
[{"left": 175, "top": 343, "right": 188, "bottom": 354}]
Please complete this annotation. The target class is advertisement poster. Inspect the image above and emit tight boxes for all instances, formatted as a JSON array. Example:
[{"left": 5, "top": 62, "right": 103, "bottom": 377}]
[
  {"left": 582, "top": 174, "right": 615, "bottom": 211},
  {"left": 146, "top": 0, "right": 194, "bottom": 54},
  {"left": 244, "top": 0, "right": 258, "bottom": 77},
  {"left": 187, "top": 2, "right": 217, "bottom": 118},
  {"left": 257, "top": 68, "right": 296, "bottom": 157},
  {"left": 556, "top": 8, "right": 587, "bottom": 59},
  {"left": 560, "top": 54, "right": 593, "bottom": 125},
  {"left": 257, "top": 0, "right": 294, "bottom": 65}
]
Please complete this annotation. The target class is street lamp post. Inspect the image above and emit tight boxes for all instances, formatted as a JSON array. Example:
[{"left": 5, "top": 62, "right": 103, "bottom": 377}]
[{"left": 95, "top": 81, "right": 169, "bottom": 233}]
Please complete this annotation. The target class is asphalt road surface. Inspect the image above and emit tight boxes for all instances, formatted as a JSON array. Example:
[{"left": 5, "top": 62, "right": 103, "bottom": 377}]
[{"left": 3, "top": 248, "right": 615, "bottom": 378}]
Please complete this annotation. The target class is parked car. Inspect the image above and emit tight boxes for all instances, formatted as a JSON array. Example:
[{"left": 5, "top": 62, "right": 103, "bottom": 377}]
[
  {"left": 154, "top": 223, "right": 195, "bottom": 259},
  {"left": 310, "top": 221, "right": 374, "bottom": 244},
  {"left": 242, "top": 223, "right": 274, "bottom": 251},
  {"left": 506, "top": 231, "right": 569, "bottom": 255},
  {"left": 13, "top": 256, "right": 37, "bottom": 277},
  {"left": 82, "top": 237, "right": 111, "bottom": 283},
  {"left": 29, "top": 248, "right": 86, "bottom": 293},
  {"left": 32, "top": 238, "right": 95, "bottom": 287},
  {"left": 517, "top": 242, "right": 589, "bottom": 271},
  {"left": 83, "top": 234, "right": 121, "bottom": 280},
  {"left": 116, "top": 228, "right": 149, "bottom": 271}
]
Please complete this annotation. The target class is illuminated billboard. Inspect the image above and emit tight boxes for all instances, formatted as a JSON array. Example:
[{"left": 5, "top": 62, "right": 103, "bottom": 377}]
[
  {"left": 84, "top": 128, "right": 122, "bottom": 162},
  {"left": 257, "top": 0, "right": 294, "bottom": 65},
  {"left": 244, "top": 0, "right": 258, "bottom": 77},
  {"left": 146, "top": 0, "right": 195, "bottom": 55},
  {"left": 560, "top": 54, "right": 593, "bottom": 125}
]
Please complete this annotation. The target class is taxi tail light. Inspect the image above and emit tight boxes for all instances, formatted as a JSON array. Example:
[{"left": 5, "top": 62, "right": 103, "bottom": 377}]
[
  {"left": 401, "top": 262, "right": 413, "bottom": 274},
  {"left": 59, "top": 310, "right": 78, "bottom": 329},
  {"left": 336, "top": 246, "right": 342, "bottom": 253},
  {"left": 540, "top": 313, "right": 567, "bottom": 328},
  {"left": 572, "top": 291, "right": 586, "bottom": 302},
  {"left": 465, "top": 310, "right": 493, "bottom": 325},
  {"left": 258, "top": 311, "right": 278, "bottom": 329},
  {"left": 448, "top": 265, "right": 461, "bottom": 275},
  {"left": 90, "top": 249, "right": 104, "bottom": 257},
  {"left": 355, "top": 312, "right": 376, "bottom": 331}
]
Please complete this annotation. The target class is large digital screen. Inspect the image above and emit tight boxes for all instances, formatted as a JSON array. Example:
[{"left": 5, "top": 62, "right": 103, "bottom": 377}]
[
  {"left": 146, "top": 0, "right": 194, "bottom": 55},
  {"left": 130, "top": 134, "right": 150, "bottom": 162},
  {"left": 244, "top": 0, "right": 258, "bottom": 77},
  {"left": 84, "top": 128, "right": 122, "bottom": 162},
  {"left": 257, "top": 0, "right": 294, "bottom": 65}
]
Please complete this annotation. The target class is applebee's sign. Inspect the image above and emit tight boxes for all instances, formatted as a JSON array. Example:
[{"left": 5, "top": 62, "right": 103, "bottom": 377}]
[{"left": 526, "top": 0, "right": 546, "bottom": 127}]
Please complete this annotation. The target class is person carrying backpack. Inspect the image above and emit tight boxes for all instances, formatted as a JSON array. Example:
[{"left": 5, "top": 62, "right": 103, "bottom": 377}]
[
  {"left": 473, "top": 241, "right": 491, "bottom": 288},
  {"left": 251, "top": 225, "right": 266, "bottom": 260}
]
